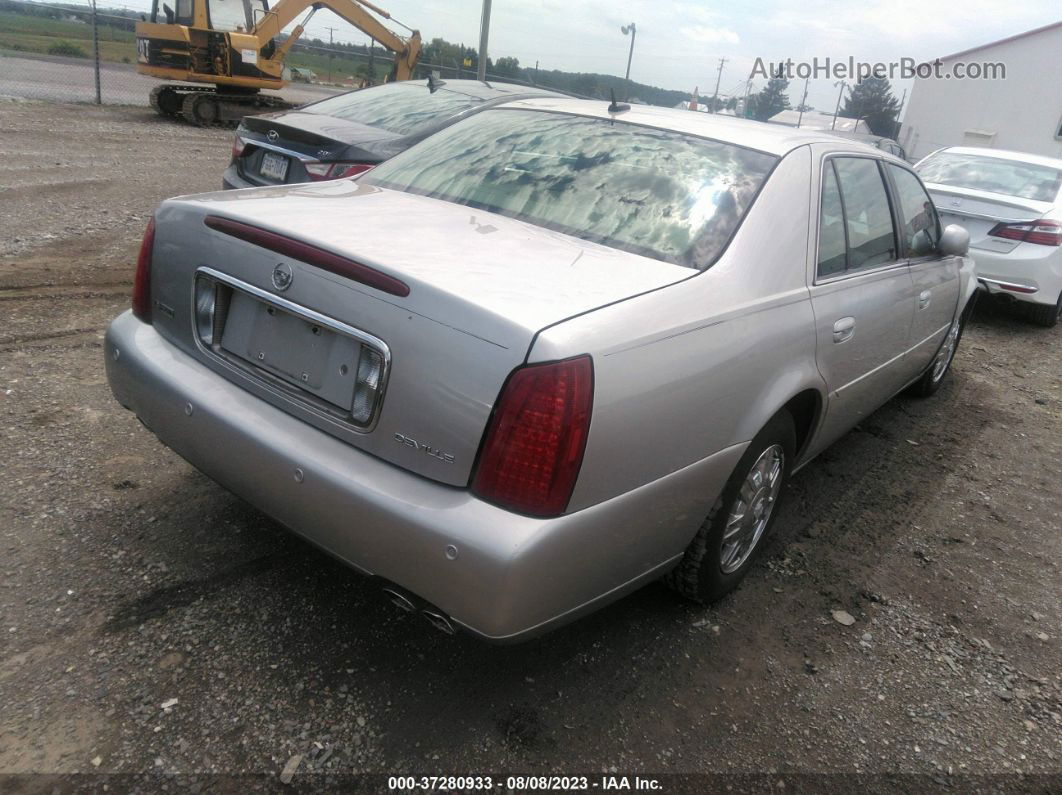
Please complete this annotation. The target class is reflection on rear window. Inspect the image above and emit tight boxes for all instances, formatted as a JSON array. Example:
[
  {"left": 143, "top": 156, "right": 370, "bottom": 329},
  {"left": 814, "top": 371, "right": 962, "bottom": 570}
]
[
  {"left": 364, "top": 110, "right": 777, "bottom": 269},
  {"left": 304, "top": 83, "right": 486, "bottom": 137},
  {"left": 917, "top": 152, "right": 1062, "bottom": 203}
]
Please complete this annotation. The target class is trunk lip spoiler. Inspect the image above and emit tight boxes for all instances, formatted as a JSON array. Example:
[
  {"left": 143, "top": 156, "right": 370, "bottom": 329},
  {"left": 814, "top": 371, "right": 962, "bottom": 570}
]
[{"left": 204, "top": 215, "right": 411, "bottom": 298}]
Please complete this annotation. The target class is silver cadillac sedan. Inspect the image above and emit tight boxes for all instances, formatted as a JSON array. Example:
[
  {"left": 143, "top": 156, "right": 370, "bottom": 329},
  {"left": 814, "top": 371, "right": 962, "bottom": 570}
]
[{"left": 105, "top": 98, "right": 977, "bottom": 641}]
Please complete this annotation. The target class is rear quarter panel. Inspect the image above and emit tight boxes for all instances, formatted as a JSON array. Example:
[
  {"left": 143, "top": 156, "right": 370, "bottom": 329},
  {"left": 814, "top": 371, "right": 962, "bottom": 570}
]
[{"left": 532, "top": 146, "right": 825, "bottom": 521}]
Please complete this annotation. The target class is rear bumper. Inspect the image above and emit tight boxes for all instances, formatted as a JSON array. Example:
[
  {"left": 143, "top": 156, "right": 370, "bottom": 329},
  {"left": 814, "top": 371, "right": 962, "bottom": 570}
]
[
  {"left": 970, "top": 246, "right": 1062, "bottom": 306},
  {"left": 104, "top": 312, "right": 741, "bottom": 641}
]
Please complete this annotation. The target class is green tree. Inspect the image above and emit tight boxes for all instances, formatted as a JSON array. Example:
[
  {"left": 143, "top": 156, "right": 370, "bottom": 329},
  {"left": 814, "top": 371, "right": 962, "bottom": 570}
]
[
  {"left": 490, "top": 56, "right": 521, "bottom": 79},
  {"left": 840, "top": 76, "right": 901, "bottom": 137},
  {"left": 748, "top": 75, "right": 790, "bottom": 121}
]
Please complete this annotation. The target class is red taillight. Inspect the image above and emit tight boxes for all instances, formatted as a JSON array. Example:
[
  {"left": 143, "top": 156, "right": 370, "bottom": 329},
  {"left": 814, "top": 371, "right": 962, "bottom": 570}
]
[
  {"left": 232, "top": 134, "right": 247, "bottom": 159},
  {"left": 471, "top": 356, "right": 594, "bottom": 518},
  {"left": 304, "top": 162, "right": 375, "bottom": 181},
  {"left": 132, "top": 217, "right": 155, "bottom": 322},
  {"left": 989, "top": 220, "right": 1062, "bottom": 246}
]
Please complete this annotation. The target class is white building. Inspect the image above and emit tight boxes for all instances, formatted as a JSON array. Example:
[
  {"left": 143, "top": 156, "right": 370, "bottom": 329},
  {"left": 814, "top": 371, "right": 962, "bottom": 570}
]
[{"left": 901, "top": 21, "right": 1062, "bottom": 161}]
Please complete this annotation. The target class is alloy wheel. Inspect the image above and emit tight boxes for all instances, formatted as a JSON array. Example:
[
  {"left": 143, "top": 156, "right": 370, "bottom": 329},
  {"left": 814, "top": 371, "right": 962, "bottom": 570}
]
[
  {"left": 931, "top": 320, "right": 962, "bottom": 383},
  {"left": 719, "top": 444, "right": 785, "bottom": 574}
]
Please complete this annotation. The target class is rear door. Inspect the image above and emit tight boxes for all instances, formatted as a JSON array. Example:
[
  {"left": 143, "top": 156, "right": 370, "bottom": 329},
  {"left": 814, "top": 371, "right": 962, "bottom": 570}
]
[
  {"left": 886, "top": 163, "right": 960, "bottom": 374},
  {"left": 808, "top": 155, "right": 915, "bottom": 451}
]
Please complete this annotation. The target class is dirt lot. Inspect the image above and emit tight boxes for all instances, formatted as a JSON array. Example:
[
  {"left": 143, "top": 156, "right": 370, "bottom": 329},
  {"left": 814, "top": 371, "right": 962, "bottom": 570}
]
[{"left": 1, "top": 100, "right": 1060, "bottom": 789}]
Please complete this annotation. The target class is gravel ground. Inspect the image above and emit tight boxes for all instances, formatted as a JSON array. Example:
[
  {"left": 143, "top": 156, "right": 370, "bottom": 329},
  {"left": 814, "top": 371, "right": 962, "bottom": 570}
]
[
  {"left": 1, "top": 100, "right": 1060, "bottom": 790},
  {"left": 0, "top": 52, "right": 343, "bottom": 108}
]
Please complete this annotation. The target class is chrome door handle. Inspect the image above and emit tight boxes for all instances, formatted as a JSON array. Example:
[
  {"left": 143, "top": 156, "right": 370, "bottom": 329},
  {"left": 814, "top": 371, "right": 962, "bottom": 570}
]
[
  {"left": 833, "top": 316, "right": 855, "bottom": 343},
  {"left": 918, "top": 289, "right": 932, "bottom": 310}
]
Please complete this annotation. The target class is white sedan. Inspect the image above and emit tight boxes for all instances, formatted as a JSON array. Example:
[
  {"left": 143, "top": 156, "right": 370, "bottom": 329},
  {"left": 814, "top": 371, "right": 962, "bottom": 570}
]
[{"left": 916, "top": 146, "right": 1062, "bottom": 327}]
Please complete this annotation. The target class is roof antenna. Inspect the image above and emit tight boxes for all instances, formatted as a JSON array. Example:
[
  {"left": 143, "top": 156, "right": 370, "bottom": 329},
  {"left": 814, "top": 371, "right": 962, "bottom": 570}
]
[
  {"left": 608, "top": 88, "right": 630, "bottom": 114},
  {"left": 427, "top": 72, "right": 446, "bottom": 93}
]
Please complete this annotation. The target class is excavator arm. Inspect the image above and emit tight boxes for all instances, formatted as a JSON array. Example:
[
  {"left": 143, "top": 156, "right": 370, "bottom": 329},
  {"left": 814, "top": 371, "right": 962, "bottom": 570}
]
[
  {"left": 136, "top": 0, "right": 421, "bottom": 124},
  {"left": 254, "top": 0, "right": 421, "bottom": 80}
]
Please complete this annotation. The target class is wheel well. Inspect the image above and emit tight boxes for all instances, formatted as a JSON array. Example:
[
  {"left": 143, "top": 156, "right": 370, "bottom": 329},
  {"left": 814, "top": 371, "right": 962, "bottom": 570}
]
[{"left": 781, "top": 389, "right": 821, "bottom": 459}]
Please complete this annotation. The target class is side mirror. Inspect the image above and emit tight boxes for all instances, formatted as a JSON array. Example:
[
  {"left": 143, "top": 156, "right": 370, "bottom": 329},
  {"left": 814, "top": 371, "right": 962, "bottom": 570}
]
[{"left": 939, "top": 223, "right": 970, "bottom": 257}]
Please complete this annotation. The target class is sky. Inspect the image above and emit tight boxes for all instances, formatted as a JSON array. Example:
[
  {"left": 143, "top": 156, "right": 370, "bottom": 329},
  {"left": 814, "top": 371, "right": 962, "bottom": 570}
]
[{"left": 59, "top": 0, "right": 1062, "bottom": 117}]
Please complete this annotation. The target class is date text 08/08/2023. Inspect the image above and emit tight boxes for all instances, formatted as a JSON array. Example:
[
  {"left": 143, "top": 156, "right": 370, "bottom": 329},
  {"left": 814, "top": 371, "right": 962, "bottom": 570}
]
[{"left": 387, "top": 774, "right": 664, "bottom": 791}]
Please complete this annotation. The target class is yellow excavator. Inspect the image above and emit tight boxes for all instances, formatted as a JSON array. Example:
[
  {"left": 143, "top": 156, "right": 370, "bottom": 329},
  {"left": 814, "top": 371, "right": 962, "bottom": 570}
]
[{"left": 136, "top": 0, "right": 422, "bottom": 125}]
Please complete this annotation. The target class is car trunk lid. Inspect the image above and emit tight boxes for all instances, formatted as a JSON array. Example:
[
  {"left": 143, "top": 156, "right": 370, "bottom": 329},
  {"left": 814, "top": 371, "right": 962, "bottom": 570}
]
[
  {"left": 926, "top": 184, "right": 1054, "bottom": 254},
  {"left": 148, "top": 180, "right": 693, "bottom": 486},
  {"left": 237, "top": 111, "right": 398, "bottom": 184}
]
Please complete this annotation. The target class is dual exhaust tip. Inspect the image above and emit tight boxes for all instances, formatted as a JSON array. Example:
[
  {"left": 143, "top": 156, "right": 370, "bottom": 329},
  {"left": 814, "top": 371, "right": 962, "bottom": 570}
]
[{"left": 382, "top": 584, "right": 456, "bottom": 635}]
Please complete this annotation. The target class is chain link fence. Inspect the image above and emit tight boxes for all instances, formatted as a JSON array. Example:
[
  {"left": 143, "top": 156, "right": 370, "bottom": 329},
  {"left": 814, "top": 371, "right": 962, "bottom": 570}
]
[{"left": 0, "top": 0, "right": 585, "bottom": 112}]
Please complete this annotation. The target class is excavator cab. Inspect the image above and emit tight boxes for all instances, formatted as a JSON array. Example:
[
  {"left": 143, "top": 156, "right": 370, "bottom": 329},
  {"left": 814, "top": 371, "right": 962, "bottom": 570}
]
[
  {"left": 136, "top": 0, "right": 421, "bottom": 126},
  {"left": 148, "top": 0, "right": 266, "bottom": 30}
]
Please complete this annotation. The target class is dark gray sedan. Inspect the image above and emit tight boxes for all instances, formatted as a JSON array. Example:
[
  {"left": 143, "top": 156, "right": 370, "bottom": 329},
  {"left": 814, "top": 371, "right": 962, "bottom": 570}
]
[{"left": 222, "top": 79, "right": 564, "bottom": 189}]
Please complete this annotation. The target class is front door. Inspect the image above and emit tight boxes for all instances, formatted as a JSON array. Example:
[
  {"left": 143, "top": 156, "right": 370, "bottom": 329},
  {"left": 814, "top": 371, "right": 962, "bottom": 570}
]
[{"left": 886, "top": 163, "right": 961, "bottom": 375}]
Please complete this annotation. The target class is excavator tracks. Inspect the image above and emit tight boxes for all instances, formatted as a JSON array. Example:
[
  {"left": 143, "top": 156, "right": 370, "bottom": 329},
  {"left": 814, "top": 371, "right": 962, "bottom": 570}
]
[{"left": 150, "top": 84, "right": 293, "bottom": 127}]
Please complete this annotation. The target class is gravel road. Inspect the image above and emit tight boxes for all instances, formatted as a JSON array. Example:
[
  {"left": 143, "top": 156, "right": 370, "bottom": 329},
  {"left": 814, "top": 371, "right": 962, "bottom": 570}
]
[
  {"left": 0, "top": 52, "right": 343, "bottom": 108},
  {"left": 1, "top": 100, "right": 1060, "bottom": 789}
]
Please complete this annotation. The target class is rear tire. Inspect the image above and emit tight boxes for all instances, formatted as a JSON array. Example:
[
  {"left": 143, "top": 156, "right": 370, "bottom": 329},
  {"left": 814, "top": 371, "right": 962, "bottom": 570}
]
[
  {"left": 1026, "top": 291, "right": 1062, "bottom": 328},
  {"left": 666, "top": 411, "right": 795, "bottom": 604}
]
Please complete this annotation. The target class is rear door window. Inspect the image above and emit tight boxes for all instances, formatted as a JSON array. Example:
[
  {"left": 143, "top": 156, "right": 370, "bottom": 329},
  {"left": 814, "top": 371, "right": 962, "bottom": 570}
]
[
  {"left": 817, "top": 162, "right": 848, "bottom": 277},
  {"left": 833, "top": 157, "right": 898, "bottom": 270},
  {"left": 364, "top": 109, "right": 778, "bottom": 269},
  {"left": 888, "top": 165, "right": 941, "bottom": 257}
]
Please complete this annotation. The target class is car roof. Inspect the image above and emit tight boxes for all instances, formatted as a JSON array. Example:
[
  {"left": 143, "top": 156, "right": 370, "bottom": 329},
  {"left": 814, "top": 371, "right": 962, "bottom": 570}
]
[
  {"left": 828, "top": 131, "right": 896, "bottom": 145},
  {"left": 930, "top": 146, "right": 1062, "bottom": 170},
  {"left": 489, "top": 96, "right": 876, "bottom": 156}
]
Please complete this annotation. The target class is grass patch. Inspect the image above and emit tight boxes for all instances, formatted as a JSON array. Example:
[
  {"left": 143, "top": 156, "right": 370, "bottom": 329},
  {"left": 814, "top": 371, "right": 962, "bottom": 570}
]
[
  {"left": 47, "top": 40, "right": 87, "bottom": 58},
  {"left": 0, "top": 10, "right": 135, "bottom": 62}
]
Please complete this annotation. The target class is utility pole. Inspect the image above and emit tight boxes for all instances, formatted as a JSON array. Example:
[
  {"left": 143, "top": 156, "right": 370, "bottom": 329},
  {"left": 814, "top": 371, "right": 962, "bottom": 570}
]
[
  {"left": 621, "top": 23, "right": 636, "bottom": 100},
  {"left": 325, "top": 26, "right": 337, "bottom": 84},
  {"left": 368, "top": 36, "right": 375, "bottom": 85},
  {"left": 797, "top": 76, "right": 809, "bottom": 127},
  {"left": 710, "top": 56, "right": 727, "bottom": 113},
  {"left": 534, "top": 60, "right": 539, "bottom": 85},
  {"left": 831, "top": 80, "right": 846, "bottom": 130},
  {"left": 90, "top": 0, "right": 101, "bottom": 104},
  {"left": 742, "top": 78, "right": 752, "bottom": 118},
  {"left": 476, "top": 0, "right": 492, "bottom": 81}
]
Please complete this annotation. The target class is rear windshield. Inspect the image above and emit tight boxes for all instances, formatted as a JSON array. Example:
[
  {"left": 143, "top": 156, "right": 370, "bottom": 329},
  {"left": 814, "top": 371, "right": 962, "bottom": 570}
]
[
  {"left": 917, "top": 151, "right": 1062, "bottom": 203},
  {"left": 303, "top": 83, "right": 491, "bottom": 137},
  {"left": 363, "top": 109, "right": 778, "bottom": 269}
]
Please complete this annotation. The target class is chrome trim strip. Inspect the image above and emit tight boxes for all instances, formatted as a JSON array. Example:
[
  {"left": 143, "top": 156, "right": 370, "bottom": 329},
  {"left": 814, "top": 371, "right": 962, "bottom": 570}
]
[
  {"left": 192, "top": 266, "right": 391, "bottom": 433},
  {"left": 814, "top": 260, "right": 909, "bottom": 286},
  {"left": 246, "top": 139, "right": 317, "bottom": 164},
  {"left": 978, "top": 276, "right": 1038, "bottom": 294}
]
